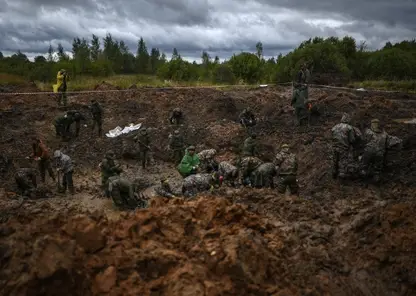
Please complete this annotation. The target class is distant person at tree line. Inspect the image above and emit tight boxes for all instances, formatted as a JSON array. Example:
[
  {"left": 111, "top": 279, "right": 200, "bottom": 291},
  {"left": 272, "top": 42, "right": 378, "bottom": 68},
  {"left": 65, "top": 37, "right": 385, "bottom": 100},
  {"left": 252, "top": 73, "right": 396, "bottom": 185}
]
[{"left": 53, "top": 69, "right": 68, "bottom": 106}]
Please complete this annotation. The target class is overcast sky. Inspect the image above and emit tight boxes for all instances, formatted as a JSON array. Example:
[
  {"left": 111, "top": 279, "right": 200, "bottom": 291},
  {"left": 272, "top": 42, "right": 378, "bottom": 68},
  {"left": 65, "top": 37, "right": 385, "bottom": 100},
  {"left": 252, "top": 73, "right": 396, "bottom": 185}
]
[{"left": 0, "top": 0, "right": 415, "bottom": 62}]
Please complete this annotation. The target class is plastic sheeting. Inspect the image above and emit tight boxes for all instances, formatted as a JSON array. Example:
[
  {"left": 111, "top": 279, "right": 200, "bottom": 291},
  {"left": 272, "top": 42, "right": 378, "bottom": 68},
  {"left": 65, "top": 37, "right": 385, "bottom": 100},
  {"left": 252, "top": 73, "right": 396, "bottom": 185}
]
[{"left": 105, "top": 123, "right": 142, "bottom": 138}]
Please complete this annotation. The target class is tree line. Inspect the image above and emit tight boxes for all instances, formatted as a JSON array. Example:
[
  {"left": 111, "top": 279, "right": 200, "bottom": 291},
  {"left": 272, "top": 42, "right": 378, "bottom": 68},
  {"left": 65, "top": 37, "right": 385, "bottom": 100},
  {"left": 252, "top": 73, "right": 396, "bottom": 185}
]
[{"left": 0, "top": 34, "right": 415, "bottom": 85}]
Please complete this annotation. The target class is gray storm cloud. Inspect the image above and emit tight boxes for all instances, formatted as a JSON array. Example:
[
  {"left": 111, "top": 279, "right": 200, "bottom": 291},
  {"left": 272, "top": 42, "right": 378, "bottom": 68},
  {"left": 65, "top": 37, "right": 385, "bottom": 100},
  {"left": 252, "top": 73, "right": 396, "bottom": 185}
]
[{"left": 0, "top": 0, "right": 414, "bottom": 60}]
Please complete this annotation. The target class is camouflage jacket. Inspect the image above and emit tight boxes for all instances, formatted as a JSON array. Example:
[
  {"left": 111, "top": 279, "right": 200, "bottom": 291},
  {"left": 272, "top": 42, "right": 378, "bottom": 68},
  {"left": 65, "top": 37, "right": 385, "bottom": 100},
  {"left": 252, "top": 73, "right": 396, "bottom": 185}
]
[
  {"left": 297, "top": 69, "right": 310, "bottom": 84},
  {"left": 291, "top": 87, "right": 307, "bottom": 108},
  {"left": 169, "top": 134, "right": 184, "bottom": 150},
  {"left": 56, "top": 153, "right": 73, "bottom": 173},
  {"left": 101, "top": 158, "right": 122, "bottom": 177},
  {"left": 331, "top": 123, "right": 357, "bottom": 151},
  {"left": 275, "top": 151, "right": 297, "bottom": 175},
  {"left": 90, "top": 102, "right": 103, "bottom": 117},
  {"left": 218, "top": 161, "right": 238, "bottom": 178},
  {"left": 197, "top": 149, "right": 217, "bottom": 161},
  {"left": 66, "top": 110, "right": 86, "bottom": 122},
  {"left": 136, "top": 132, "right": 151, "bottom": 151},
  {"left": 254, "top": 162, "right": 277, "bottom": 176},
  {"left": 240, "top": 156, "right": 263, "bottom": 176},
  {"left": 242, "top": 137, "right": 258, "bottom": 156},
  {"left": 182, "top": 173, "right": 216, "bottom": 196},
  {"left": 363, "top": 129, "right": 402, "bottom": 156}
]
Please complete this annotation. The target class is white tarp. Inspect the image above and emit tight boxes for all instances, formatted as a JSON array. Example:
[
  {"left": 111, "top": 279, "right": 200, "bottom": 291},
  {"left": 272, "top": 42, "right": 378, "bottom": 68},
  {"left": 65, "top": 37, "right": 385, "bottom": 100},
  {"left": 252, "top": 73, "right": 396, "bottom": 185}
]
[
  {"left": 356, "top": 88, "right": 366, "bottom": 91},
  {"left": 106, "top": 123, "right": 142, "bottom": 138}
]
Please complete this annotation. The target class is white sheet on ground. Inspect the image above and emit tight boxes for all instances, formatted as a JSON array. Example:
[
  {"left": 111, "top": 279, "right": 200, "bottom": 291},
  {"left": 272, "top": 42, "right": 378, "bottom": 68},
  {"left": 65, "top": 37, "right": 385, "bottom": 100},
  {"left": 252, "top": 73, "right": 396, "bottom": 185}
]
[{"left": 106, "top": 123, "right": 142, "bottom": 138}]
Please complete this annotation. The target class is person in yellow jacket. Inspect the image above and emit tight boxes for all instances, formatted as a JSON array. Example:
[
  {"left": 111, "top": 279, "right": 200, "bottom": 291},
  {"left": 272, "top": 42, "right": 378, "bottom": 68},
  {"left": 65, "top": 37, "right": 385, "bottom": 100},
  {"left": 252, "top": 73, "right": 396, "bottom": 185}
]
[{"left": 53, "top": 69, "right": 68, "bottom": 106}]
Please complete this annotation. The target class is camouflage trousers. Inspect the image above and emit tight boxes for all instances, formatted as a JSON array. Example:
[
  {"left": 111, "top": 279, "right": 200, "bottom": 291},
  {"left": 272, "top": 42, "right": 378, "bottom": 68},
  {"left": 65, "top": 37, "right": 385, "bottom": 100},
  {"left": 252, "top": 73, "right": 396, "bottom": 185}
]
[
  {"left": 277, "top": 174, "right": 298, "bottom": 194},
  {"left": 139, "top": 150, "right": 151, "bottom": 169},
  {"left": 332, "top": 149, "right": 351, "bottom": 179},
  {"left": 360, "top": 150, "right": 384, "bottom": 181},
  {"left": 92, "top": 116, "right": 102, "bottom": 136},
  {"left": 172, "top": 149, "right": 184, "bottom": 164},
  {"left": 295, "top": 107, "right": 308, "bottom": 126},
  {"left": 251, "top": 171, "right": 274, "bottom": 188}
]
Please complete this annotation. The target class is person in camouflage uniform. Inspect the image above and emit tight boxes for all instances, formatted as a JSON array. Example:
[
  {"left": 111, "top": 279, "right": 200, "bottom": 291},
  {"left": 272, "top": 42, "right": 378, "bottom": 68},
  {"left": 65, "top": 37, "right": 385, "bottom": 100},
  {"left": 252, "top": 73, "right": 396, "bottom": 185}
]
[
  {"left": 239, "top": 156, "right": 263, "bottom": 186},
  {"left": 89, "top": 99, "right": 103, "bottom": 137},
  {"left": 297, "top": 63, "right": 311, "bottom": 98},
  {"left": 291, "top": 83, "right": 309, "bottom": 126},
  {"left": 100, "top": 150, "right": 122, "bottom": 187},
  {"left": 360, "top": 118, "right": 402, "bottom": 183},
  {"left": 239, "top": 107, "right": 256, "bottom": 127},
  {"left": 250, "top": 162, "right": 277, "bottom": 188},
  {"left": 331, "top": 113, "right": 361, "bottom": 179},
  {"left": 274, "top": 144, "right": 299, "bottom": 195},
  {"left": 66, "top": 110, "right": 86, "bottom": 137},
  {"left": 177, "top": 146, "right": 200, "bottom": 177},
  {"left": 169, "top": 130, "right": 185, "bottom": 164},
  {"left": 242, "top": 134, "right": 258, "bottom": 156},
  {"left": 170, "top": 108, "right": 184, "bottom": 125},
  {"left": 15, "top": 168, "right": 37, "bottom": 196},
  {"left": 197, "top": 149, "right": 218, "bottom": 173},
  {"left": 154, "top": 177, "right": 176, "bottom": 198},
  {"left": 106, "top": 175, "right": 147, "bottom": 210},
  {"left": 135, "top": 128, "right": 151, "bottom": 169},
  {"left": 53, "top": 150, "right": 74, "bottom": 194},
  {"left": 182, "top": 172, "right": 223, "bottom": 198},
  {"left": 218, "top": 161, "right": 239, "bottom": 187},
  {"left": 53, "top": 114, "right": 73, "bottom": 139}
]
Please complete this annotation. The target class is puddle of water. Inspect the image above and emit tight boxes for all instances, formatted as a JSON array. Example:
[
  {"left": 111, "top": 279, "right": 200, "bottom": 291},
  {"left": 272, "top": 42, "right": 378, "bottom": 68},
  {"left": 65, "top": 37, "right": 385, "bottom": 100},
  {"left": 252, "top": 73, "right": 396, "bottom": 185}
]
[{"left": 393, "top": 118, "right": 416, "bottom": 124}]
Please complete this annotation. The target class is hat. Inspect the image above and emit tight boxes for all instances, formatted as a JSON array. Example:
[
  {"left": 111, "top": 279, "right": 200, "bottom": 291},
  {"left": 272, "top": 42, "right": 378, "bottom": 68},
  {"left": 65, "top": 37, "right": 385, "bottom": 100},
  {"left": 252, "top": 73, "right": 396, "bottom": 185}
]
[
  {"left": 188, "top": 145, "right": 195, "bottom": 151},
  {"left": 53, "top": 150, "right": 62, "bottom": 158},
  {"left": 281, "top": 144, "right": 289, "bottom": 149},
  {"left": 371, "top": 119, "right": 379, "bottom": 123},
  {"left": 174, "top": 130, "right": 180, "bottom": 135}
]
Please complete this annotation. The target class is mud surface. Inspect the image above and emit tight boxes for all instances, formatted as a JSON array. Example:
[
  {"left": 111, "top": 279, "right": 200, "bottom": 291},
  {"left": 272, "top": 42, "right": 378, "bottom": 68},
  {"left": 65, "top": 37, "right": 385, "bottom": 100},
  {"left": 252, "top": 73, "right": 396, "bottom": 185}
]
[{"left": 0, "top": 83, "right": 416, "bottom": 295}]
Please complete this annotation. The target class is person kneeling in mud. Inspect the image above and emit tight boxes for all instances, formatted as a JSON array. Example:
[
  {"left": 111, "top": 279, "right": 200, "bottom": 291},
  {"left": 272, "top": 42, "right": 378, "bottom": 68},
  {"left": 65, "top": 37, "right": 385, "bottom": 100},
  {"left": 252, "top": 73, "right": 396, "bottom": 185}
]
[
  {"left": 106, "top": 175, "right": 148, "bottom": 210},
  {"left": 274, "top": 144, "right": 299, "bottom": 195},
  {"left": 182, "top": 172, "right": 223, "bottom": 198},
  {"left": 15, "top": 168, "right": 37, "bottom": 196},
  {"left": 250, "top": 162, "right": 277, "bottom": 189},
  {"left": 218, "top": 161, "right": 239, "bottom": 187},
  {"left": 177, "top": 146, "right": 200, "bottom": 177},
  {"left": 197, "top": 149, "right": 218, "bottom": 173}
]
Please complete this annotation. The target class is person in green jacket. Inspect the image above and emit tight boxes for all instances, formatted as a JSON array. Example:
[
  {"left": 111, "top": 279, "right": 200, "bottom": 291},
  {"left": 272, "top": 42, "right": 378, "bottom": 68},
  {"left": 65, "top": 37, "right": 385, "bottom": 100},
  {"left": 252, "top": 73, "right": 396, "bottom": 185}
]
[{"left": 177, "top": 145, "right": 200, "bottom": 177}]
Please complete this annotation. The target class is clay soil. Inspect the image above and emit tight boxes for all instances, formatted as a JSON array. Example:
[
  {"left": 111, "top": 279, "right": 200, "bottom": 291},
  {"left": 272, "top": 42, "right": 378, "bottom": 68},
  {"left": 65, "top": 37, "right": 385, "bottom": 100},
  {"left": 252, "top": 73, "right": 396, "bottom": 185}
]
[{"left": 0, "top": 83, "right": 416, "bottom": 295}]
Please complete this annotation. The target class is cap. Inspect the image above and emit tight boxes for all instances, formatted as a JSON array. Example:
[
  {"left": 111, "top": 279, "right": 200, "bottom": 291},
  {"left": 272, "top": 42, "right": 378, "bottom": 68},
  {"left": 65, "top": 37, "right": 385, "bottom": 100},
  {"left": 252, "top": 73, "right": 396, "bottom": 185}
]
[
  {"left": 371, "top": 119, "right": 379, "bottom": 123},
  {"left": 188, "top": 145, "right": 195, "bottom": 150},
  {"left": 53, "top": 150, "right": 61, "bottom": 158},
  {"left": 281, "top": 144, "right": 289, "bottom": 148}
]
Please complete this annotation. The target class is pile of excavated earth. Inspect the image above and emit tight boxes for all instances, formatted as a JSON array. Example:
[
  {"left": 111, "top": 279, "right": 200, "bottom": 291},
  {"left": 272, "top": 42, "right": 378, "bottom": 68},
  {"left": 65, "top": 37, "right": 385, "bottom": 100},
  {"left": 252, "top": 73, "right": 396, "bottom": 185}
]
[{"left": 0, "top": 82, "right": 415, "bottom": 295}]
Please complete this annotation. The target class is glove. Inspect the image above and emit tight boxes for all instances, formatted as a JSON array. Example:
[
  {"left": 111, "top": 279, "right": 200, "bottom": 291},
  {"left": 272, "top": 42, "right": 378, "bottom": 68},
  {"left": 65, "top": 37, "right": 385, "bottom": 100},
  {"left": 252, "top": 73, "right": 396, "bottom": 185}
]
[{"left": 192, "top": 166, "right": 196, "bottom": 170}]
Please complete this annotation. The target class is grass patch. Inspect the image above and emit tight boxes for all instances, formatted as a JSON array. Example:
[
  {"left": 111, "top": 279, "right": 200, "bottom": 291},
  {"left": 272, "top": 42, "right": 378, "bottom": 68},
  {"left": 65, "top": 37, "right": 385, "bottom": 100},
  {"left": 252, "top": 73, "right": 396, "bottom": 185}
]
[
  {"left": 0, "top": 73, "right": 27, "bottom": 85},
  {"left": 35, "top": 74, "right": 236, "bottom": 91},
  {"left": 353, "top": 80, "right": 416, "bottom": 92}
]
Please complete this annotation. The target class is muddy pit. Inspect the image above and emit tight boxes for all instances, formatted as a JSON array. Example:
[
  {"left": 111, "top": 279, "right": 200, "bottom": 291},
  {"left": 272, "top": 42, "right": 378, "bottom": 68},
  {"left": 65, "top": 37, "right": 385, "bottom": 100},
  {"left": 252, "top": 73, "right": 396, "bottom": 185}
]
[{"left": 0, "top": 83, "right": 416, "bottom": 295}]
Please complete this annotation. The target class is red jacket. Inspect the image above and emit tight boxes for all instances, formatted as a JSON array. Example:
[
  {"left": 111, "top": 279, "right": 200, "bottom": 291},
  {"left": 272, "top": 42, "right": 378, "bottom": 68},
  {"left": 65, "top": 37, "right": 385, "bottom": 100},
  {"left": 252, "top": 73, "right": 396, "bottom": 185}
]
[{"left": 32, "top": 141, "right": 50, "bottom": 159}]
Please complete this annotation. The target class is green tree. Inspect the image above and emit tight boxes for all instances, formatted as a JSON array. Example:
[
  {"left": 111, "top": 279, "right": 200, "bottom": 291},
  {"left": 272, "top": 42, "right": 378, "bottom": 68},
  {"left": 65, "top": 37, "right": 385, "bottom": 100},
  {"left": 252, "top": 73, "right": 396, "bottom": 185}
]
[{"left": 136, "top": 37, "right": 149, "bottom": 74}]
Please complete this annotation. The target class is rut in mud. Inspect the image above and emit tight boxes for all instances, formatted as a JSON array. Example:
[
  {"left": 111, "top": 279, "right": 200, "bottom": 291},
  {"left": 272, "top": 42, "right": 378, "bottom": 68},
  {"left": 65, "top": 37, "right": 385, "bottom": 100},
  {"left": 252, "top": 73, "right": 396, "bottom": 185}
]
[{"left": 0, "top": 83, "right": 415, "bottom": 295}]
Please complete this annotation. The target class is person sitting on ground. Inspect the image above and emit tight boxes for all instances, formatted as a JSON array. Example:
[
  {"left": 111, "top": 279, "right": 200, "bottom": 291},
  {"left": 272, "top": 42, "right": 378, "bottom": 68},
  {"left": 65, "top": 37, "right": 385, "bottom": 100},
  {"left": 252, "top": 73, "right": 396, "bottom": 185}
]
[
  {"left": 177, "top": 145, "right": 200, "bottom": 177},
  {"left": 14, "top": 168, "right": 37, "bottom": 196},
  {"left": 239, "top": 107, "right": 256, "bottom": 127},
  {"left": 170, "top": 108, "right": 184, "bottom": 125}
]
